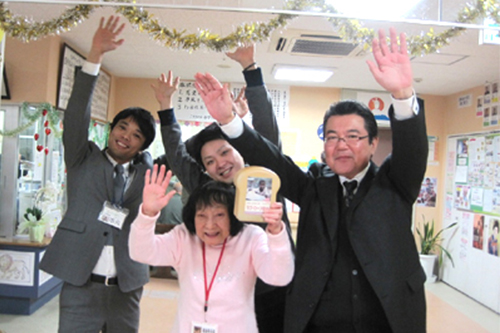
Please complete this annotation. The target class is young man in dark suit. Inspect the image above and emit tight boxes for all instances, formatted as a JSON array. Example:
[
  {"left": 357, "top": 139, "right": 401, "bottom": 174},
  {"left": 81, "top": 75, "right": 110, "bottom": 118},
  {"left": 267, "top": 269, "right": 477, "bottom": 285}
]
[
  {"left": 195, "top": 27, "right": 428, "bottom": 333},
  {"left": 40, "top": 16, "right": 156, "bottom": 332}
]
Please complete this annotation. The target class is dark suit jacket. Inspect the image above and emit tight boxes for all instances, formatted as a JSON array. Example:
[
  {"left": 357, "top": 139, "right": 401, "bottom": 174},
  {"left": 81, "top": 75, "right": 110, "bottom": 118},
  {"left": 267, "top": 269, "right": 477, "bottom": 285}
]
[
  {"left": 226, "top": 100, "right": 429, "bottom": 333},
  {"left": 40, "top": 70, "right": 150, "bottom": 293}
]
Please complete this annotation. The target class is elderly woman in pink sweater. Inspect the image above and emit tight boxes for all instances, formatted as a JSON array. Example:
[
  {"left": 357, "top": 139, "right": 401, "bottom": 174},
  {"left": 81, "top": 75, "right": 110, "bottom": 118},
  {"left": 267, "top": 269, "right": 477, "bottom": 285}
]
[{"left": 129, "top": 164, "right": 294, "bottom": 333}]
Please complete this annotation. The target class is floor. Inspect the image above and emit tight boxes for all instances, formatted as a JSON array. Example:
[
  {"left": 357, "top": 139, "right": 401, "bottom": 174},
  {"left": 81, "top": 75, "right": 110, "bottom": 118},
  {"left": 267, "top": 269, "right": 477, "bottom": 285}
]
[{"left": 0, "top": 277, "right": 498, "bottom": 333}]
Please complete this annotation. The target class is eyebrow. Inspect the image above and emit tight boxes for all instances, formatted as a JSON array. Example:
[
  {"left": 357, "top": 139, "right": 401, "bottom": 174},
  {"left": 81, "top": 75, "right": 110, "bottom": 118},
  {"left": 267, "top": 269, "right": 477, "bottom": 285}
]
[
  {"left": 119, "top": 119, "right": 144, "bottom": 136},
  {"left": 202, "top": 143, "right": 231, "bottom": 162},
  {"left": 325, "top": 128, "right": 361, "bottom": 135},
  {"left": 216, "top": 144, "right": 230, "bottom": 154}
]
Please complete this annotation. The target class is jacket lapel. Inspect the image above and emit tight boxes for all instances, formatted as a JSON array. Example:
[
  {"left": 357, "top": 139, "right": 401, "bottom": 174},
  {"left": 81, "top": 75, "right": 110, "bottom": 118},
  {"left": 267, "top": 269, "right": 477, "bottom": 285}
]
[
  {"left": 103, "top": 153, "right": 115, "bottom": 202},
  {"left": 123, "top": 163, "right": 148, "bottom": 204},
  {"left": 316, "top": 175, "right": 341, "bottom": 242},
  {"left": 350, "top": 162, "right": 377, "bottom": 209}
]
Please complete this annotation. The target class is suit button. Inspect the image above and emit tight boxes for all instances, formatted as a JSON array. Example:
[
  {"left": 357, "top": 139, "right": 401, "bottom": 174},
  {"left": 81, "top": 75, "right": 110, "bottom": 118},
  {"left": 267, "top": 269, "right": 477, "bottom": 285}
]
[
  {"left": 103, "top": 232, "right": 108, "bottom": 237},
  {"left": 309, "top": 303, "right": 315, "bottom": 308},
  {"left": 323, "top": 271, "right": 329, "bottom": 277},
  {"left": 352, "top": 269, "right": 358, "bottom": 276}
]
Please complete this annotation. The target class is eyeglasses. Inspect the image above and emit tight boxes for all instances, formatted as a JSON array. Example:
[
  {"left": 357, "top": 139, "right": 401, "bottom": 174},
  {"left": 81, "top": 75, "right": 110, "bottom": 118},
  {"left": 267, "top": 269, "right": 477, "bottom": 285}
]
[{"left": 325, "top": 134, "right": 369, "bottom": 146}]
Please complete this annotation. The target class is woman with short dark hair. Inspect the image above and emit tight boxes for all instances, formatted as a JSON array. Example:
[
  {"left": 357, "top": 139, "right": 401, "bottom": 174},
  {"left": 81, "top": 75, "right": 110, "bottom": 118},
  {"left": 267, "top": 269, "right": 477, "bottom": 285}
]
[{"left": 129, "top": 164, "right": 294, "bottom": 333}]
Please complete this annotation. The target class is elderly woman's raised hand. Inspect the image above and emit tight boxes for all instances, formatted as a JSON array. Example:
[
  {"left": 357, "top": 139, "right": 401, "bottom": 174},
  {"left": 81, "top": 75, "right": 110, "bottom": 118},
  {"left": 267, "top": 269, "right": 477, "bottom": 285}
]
[
  {"left": 262, "top": 202, "right": 284, "bottom": 235},
  {"left": 142, "top": 164, "right": 176, "bottom": 217}
]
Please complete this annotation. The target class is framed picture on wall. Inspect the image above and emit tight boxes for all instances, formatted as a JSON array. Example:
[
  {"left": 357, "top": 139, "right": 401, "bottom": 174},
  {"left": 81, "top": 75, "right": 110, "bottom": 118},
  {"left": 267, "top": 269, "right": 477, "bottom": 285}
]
[
  {"left": 57, "top": 43, "right": 110, "bottom": 121},
  {"left": 2, "top": 70, "right": 10, "bottom": 100}
]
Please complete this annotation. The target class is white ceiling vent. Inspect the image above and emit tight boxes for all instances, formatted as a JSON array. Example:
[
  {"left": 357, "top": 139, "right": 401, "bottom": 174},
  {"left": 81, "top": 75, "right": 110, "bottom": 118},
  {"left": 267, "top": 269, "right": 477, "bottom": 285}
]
[{"left": 270, "top": 29, "right": 365, "bottom": 58}]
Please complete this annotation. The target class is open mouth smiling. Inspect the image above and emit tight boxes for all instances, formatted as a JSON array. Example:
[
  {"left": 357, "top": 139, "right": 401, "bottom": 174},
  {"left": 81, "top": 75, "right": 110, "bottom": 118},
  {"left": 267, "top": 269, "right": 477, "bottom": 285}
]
[
  {"left": 219, "top": 168, "right": 232, "bottom": 177},
  {"left": 116, "top": 140, "right": 129, "bottom": 149}
]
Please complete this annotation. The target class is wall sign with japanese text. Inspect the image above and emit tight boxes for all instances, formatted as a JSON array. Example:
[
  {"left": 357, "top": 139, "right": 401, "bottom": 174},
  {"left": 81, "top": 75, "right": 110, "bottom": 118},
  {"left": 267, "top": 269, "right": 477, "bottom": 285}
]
[
  {"left": 174, "top": 81, "right": 210, "bottom": 122},
  {"left": 174, "top": 80, "right": 290, "bottom": 125}
]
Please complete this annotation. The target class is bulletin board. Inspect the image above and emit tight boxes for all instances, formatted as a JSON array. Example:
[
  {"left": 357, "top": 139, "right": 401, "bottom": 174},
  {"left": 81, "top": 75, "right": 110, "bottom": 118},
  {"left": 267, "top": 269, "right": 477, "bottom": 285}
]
[{"left": 441, "top": 130, "right": 500, "bottom": 313}]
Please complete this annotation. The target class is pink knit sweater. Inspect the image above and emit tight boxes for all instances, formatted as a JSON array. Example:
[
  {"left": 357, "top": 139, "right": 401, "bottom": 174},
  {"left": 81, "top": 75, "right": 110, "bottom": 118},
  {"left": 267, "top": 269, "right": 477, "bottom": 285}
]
[{"left": 129, "top": 205, "right": 294, "bottom": 333}]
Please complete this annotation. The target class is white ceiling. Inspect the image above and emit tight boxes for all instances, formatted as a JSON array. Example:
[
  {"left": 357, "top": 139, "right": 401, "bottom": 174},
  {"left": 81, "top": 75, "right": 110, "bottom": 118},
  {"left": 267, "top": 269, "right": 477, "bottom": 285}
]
[{"left": 5, "top": 0, "right": 500, "bottom": 96}]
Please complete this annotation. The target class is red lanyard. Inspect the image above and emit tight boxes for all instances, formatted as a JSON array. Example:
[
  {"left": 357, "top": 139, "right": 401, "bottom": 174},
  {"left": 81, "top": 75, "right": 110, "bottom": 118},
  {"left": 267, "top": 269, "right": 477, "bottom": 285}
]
[{"left": 202, "top": 238, "right": 227, "bottom": 313}]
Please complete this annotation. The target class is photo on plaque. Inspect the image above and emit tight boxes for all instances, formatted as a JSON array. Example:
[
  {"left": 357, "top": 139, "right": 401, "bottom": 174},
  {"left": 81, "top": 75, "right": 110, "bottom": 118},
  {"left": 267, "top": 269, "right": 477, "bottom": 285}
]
[
  {"left": 246, "top": 177, "right": 272, "bottom": 202},
  {"left": 233, "top": 166, "right": 280, "bottom": 223}
]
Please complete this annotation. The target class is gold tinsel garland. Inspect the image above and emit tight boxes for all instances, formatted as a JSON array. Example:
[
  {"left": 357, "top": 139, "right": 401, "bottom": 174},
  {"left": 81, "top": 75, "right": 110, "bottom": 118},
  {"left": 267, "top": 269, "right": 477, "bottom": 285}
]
[
  {"left": 0, "top": 0, "right": 497, "bottom": 55},
  {"left": 0, "top": 0, "right": 498, "bottom": 138},
  {"left": 0, "top": 102, "right": 62, "bottom": 138}
]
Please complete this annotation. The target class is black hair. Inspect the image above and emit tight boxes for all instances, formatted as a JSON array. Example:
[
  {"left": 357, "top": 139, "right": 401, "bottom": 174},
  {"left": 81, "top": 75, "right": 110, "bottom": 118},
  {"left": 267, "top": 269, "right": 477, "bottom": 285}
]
[
  {"left": 323, "top": 100, "right": 378, "bottom": 143},
  {"left": 185, "top": 123, "right": 225, "bottom": 170},
  {"left": 110, "top": 107, "right": 156, "bottom": 150},
  {"left": 493, "top": 220, "right": 499, "bottom": 231},
  {"left": 182, "top": 181, "right": 243, "bottom": 236}
]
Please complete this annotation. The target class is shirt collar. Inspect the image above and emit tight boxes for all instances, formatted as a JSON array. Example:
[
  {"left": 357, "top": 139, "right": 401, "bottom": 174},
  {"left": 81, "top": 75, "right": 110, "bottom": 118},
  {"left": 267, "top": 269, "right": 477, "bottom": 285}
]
[
  {"left": 105, "top": 150, "right": 131, "bottom": 178},
  {"left": 339, "top": 162, "right": 371, "bottom": 188}
]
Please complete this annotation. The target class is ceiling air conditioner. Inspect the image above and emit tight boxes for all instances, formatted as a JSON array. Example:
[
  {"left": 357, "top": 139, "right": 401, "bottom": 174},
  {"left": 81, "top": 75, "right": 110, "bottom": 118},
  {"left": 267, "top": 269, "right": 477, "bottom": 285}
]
[{"left": 269, "top": 29, "right": 365, "bottom": 58}]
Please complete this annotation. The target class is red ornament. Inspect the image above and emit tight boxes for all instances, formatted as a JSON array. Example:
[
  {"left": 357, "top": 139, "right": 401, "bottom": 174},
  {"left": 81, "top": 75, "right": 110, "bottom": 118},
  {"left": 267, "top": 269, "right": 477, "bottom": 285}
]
[
  {"left": 44, "top": 148, "right": 49, "bottom": 155},
  {"left": 93, "top": 122, "right": 97, "bottom": 127},
  {"left": 45, "top": 128, "right": 51, "bottom": 135},
  {"left": 34, "top": 133, "right": 39, "bottom": 140},
  {"left": 44, "top": 120, "right": 49, "bottom": 127},
  {"left": 42, "top": 109, "right": 48, "bottom": 116},
  {"left": 36, "top": 145, "right": 43, "bottom": 152}
]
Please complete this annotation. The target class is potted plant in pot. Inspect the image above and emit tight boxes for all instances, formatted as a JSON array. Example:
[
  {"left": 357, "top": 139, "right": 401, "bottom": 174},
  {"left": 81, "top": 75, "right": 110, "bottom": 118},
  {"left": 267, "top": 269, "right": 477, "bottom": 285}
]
[
  {"left": 416, "top": 215, "right": 457, "bottom": 283},
  {"left": 17, "top": 206, "right": 47, "bottom": 243}
]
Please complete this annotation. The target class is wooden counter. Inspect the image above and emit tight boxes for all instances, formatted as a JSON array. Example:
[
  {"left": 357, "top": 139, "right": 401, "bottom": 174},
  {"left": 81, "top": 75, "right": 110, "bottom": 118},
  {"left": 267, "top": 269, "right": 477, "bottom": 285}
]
[
  {"left": 0, "top": 236, "right": 52, "bottom": 247},
  {"left": 0, "top": 236, "right": 62, "bottom": 315}
]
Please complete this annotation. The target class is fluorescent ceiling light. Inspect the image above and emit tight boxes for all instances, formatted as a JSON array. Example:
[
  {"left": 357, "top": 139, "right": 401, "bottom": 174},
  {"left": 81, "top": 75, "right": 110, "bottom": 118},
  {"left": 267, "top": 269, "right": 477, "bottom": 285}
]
[
  {"left": 272, "top": 65, "right": 334, "bottom": 83},
  {"left": 325, "top": 0, "right": 421, "bottom": 20}
]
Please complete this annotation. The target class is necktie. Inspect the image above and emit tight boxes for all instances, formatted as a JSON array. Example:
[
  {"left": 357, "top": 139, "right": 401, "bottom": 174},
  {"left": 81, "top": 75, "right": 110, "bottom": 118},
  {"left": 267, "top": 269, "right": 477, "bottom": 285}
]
[
  {"left": 113, "top": 164, "right": 125, "bottom": 205},
  {"left": 343, "top": 180, "right": 358, "bottom": 207}
]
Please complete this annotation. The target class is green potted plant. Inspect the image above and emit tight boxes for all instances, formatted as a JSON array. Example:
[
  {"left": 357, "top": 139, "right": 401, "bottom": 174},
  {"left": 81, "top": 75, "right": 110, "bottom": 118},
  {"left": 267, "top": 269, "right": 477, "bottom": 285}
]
[
  {"left": 18, "top": 206, "right": 47, "bottom": 243},
  {"left": 416, "top": 215, "right": 457, "bottom": 283}
]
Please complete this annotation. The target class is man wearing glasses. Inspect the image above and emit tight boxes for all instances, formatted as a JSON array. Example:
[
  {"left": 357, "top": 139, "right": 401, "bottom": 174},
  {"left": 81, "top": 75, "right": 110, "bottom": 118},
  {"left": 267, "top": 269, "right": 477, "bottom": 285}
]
[{"left": 195, "top": 27, "right": 428, "bottom": 333}]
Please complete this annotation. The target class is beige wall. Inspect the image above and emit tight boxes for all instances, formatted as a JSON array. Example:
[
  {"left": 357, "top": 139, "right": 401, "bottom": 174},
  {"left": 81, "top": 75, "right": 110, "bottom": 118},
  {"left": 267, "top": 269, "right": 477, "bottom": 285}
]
[
  {"left": 413, "top": 94, "right": 448, "bottom": 238},
  {"left": 4, "top": 36, "right": 61, "bottom": 105},
  {"left": 112, "top": 77, "right": 160, "bottom": 120},
  {"left": 4, "top": 36, "right": 498, "bottom": 240},
  {"left": 288, "top": 86, "right": 341, "bottom": 163}
]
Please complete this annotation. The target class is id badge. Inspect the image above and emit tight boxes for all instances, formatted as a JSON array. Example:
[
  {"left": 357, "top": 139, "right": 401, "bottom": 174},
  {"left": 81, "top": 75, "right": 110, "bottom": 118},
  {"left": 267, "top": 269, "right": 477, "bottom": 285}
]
[
  {"left": 98, "top": 201, "right": 129, "bottom": 230},
  {"left": 191, "top": 322, "right": 218, "bottom": 333}
]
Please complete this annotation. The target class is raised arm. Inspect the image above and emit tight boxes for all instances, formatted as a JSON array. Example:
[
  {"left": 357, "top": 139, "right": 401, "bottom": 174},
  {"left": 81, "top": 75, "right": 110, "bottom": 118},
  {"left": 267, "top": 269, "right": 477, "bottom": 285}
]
[
  {"left": 87, "top": 16, "right": 125, "bottom": 65},
  {"left": 141, "top": 164, "right": 176, "bottom": 217},
  {"left": 194, "top": 72, "right": 235, "bottom": 125},
  {"left": 129, "top": 164, "right": 180, "bottom": 266},
  {"left": 63, "top": 16, "right": 125, "bottom": 167},
  {"left": 262, "top": 202, "right": 284, "bottom": 235},
  {"left": 367, "top": 28, "right": 428, "bottom": 201},
  {"left": 227, "top": 43, "right": 281, "bottom": 148},
  {"left": 366, "top": 27, "right": 413, "bottom": 99},
  {"left": 153, "top": 71, "right": 211, "bottom": 194},
  {"left": 252, "top": 201, "right": 294, "bottom": 286},
  {"left": 151, "top": 71, "right": 180, "bottom": 110},
  {"left": 225, "top": 43, "right": 257, "bottom": 71}
]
